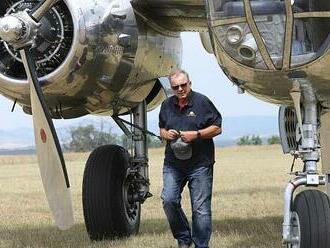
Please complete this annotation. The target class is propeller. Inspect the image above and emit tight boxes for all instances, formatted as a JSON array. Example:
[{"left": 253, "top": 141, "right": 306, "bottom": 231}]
[{"left": 0, "top": 0, "right": 74, "bottom": 230}]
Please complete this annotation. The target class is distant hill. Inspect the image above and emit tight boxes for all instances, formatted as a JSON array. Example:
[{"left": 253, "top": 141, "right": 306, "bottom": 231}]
[
  {"left": 0, "top": 128, "right": 35, "bottom": 149},
  {"left": 0, "top": 147, "right": 35, "bottom": 156},
  {"left": 0, "top": 115, "right": 278, "bottom": 154}
]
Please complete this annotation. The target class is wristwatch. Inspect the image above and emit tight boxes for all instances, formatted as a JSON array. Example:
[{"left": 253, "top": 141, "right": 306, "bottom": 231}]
[{"left": 197, "top": 130, "right": 201, "bottom": 139}]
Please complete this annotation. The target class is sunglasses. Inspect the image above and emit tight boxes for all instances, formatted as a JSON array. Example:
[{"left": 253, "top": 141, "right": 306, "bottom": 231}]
[{"left": 171, "top": 81, "right": 190, "bottom": 91}]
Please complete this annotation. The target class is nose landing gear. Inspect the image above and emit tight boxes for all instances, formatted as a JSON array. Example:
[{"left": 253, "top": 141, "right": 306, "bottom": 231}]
[{"left": 280, "top": 79, "right": 330, "bottom": 248}]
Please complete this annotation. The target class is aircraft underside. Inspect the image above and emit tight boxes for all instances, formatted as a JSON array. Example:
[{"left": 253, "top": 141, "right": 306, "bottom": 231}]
[{"left": 0, "top": 0, "right": 330, "bottom": 247}]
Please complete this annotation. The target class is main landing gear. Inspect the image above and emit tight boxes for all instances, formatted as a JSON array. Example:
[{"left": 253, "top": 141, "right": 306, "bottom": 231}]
[
  {"left": 82, "top": 101, "right": 152, "bottom": 240},
  {"left": 280, "top": 78, "right": 330, "bottom": 248}
]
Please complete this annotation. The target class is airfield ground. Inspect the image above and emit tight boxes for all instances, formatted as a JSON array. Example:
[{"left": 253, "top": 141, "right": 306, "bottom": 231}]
[{"left": 0, "top": 145, "right": 312, "bottom": 247}]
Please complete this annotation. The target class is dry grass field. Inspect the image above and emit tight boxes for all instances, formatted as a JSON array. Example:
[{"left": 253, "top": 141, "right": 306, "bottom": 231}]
[{"left": 0, "top": 145, "right": 307, "bottom": 247}]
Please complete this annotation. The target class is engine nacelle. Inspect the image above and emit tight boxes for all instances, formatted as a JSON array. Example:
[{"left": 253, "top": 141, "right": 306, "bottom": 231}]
[{"left": 0, "top": 0, "right": 181, "bottom": 118}]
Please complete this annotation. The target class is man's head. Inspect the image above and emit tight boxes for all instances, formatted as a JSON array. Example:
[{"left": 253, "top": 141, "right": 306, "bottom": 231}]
[{"left": 169, "top": 69, "right": 192, "bottom": 100}]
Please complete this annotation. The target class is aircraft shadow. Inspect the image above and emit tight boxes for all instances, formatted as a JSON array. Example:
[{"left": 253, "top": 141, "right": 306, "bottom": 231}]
[
  {"left": 0, "top": 216, "right": 282, "bottom": 247},
  {"left": 0, "top": 223, "right": 90, "bottom": 247}
]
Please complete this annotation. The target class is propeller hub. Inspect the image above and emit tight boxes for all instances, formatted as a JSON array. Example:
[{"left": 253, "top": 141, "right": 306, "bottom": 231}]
[
  {"left": 0, "top": 15, "right": 25, "bottom": 43},
  {"left": 0, "top": 11, "right": 39, "bottom": 49}
]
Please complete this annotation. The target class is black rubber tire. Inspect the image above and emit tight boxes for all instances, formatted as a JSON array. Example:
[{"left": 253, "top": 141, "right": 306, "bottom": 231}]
[
  {"left": 292, "top": 189, "right": 330, "bottom": 248},
  {"left": 82, "top": 145, "right": 141, "bottom": 240}
]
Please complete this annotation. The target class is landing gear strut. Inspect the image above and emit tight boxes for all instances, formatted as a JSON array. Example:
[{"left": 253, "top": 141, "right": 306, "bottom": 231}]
[
  {"left": 82, "top": 101, "right": 152, "bottom": 240},
  {"left": 280, "top": 79, "right": 330, "bottom": 247}
]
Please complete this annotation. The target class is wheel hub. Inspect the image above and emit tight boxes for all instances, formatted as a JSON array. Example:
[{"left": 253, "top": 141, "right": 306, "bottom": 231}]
[
  {"left": 123, "top": 177, "right": 140, "bottom": 225},
  {"left": 289, "top": 211, "right": 301, "bottom": 248}
]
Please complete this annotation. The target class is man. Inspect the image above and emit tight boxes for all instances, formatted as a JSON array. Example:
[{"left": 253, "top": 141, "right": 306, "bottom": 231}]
[{"left": 159, "top": 69, "right": 222, "bottom": 248}]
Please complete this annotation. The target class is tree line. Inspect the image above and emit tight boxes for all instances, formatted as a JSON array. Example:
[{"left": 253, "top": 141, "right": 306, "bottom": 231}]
[
  {"left": 237, "top": 135, "right": 280, "bottom": 146},
  {"left": 62, "top": 121, "right": 163, "bottom": 152},
  {"left": 62, "top": 121, "right": 281, "bottom": 152}
]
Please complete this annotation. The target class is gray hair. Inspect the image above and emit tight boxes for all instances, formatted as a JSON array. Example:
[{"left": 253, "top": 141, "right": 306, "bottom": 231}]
[{"left": 169, "top": 69, "right": 190, "bottom": 83}]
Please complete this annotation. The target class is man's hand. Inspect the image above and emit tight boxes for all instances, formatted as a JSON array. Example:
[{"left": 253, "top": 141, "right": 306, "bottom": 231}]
[
  {"left": 180, "top": 131, "right": 198, "bottom": 143},
  {"left": 160, "top": 129, "right": 180, "bottom": 141},
  {"left": 167, "top": 129, "right": 180, "bottom": 140}
]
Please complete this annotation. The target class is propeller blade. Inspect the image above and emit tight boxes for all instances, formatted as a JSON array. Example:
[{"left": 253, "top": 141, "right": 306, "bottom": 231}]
[
  {"left": 20, "top": 49, "right": 74, "bottom": 230},
  {"left": 31, "top": 0, "right": 59, "bottom": 21}
]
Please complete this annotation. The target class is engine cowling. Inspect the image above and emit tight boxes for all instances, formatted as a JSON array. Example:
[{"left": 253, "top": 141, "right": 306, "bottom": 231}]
[{"left": 0, "top": 0, "right": 181, "bottom": 118}]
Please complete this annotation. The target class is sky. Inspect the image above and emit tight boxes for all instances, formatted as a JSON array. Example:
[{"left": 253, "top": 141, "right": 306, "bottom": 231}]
[{"left": 0, "top": 32, "right": 278, "bottom": 131}]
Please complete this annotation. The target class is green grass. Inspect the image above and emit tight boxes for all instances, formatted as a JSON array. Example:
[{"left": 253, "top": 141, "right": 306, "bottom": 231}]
[{"left": 0, "top": 145, "right": 302, "bottom": 247}]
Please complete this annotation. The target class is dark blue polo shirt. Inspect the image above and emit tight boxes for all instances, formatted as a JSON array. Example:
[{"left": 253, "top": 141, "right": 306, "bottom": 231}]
[{"left": 159, "top": 91, "right": 222, "bottom": 166}]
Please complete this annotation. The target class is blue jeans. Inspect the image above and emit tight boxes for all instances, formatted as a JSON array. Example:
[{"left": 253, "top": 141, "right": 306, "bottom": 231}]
[{"left": 161, "top": 163, "right": 213, "bottom": 248}]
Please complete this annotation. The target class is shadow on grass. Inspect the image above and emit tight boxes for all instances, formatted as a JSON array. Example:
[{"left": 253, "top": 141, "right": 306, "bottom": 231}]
[
  {"left": 141, "top": 215, "right": 283, "bottom": 247},
  {"left": 0, "top": 223, "right": 91, "bottom": 247},
  {"left": 213, "top": 216, "right": 283, "bottom": 247},
  {"left": 0, "top": 216, "right": 282, "bottom": 247}
]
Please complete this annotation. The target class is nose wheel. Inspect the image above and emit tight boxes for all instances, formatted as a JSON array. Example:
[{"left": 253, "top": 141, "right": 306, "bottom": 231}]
[{"left": 286, "top": 190, "right": 330, "bottom": 248}]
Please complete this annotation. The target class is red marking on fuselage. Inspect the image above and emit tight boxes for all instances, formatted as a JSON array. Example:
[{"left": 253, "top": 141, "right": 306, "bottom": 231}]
[{"left": 40, "top": 129, "right": 47, "bottom": 143}]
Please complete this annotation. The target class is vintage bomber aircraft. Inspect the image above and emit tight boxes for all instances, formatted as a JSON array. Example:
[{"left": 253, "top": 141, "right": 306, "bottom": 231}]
[{"left": 0, "top": 0, "right": 330, "bottom": 246}]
